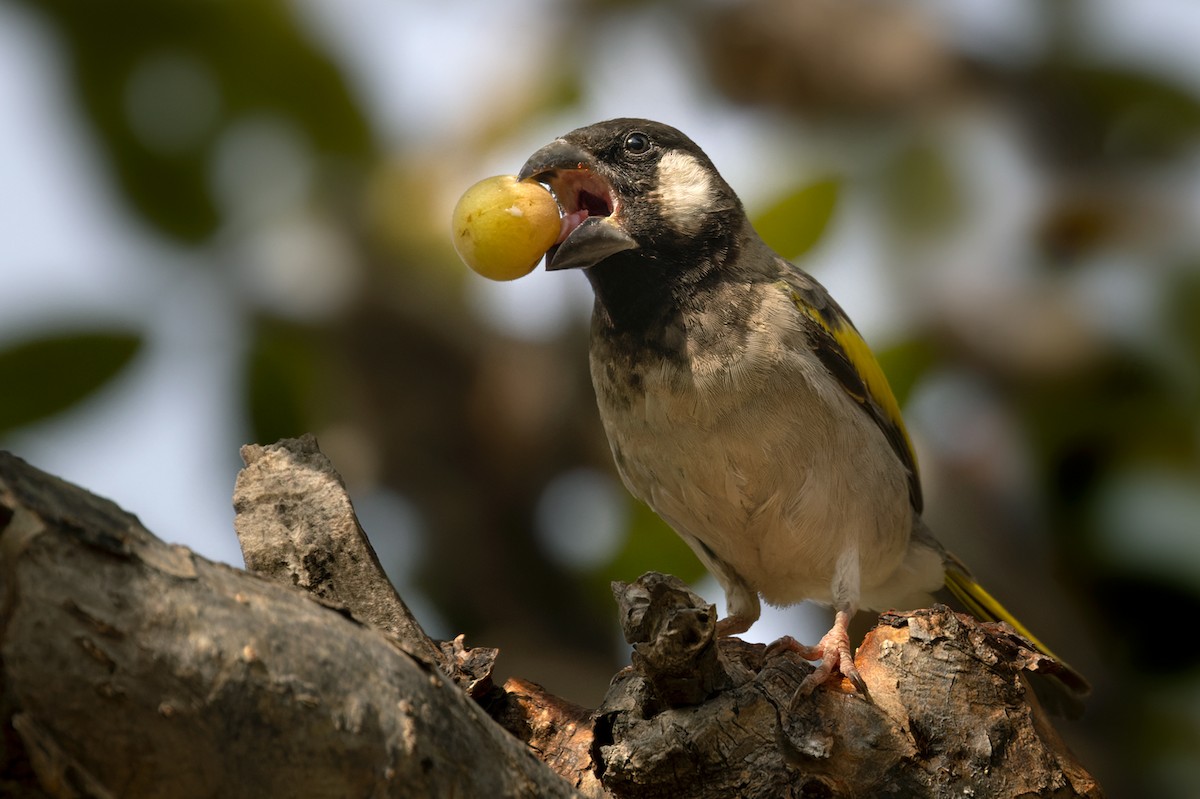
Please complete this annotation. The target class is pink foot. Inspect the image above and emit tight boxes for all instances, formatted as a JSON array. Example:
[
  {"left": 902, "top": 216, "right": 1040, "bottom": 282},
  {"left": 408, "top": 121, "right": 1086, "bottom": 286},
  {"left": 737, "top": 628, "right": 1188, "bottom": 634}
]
[{"left": 767, "top": 610, "right": 867, "bottom": 703}]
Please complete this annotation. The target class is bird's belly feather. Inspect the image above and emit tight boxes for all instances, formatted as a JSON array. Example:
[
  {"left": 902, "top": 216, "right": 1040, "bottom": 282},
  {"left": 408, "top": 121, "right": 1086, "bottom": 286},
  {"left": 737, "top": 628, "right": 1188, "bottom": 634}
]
[{"left": 593, "top": 340, "right": 913, "bottom": 608}]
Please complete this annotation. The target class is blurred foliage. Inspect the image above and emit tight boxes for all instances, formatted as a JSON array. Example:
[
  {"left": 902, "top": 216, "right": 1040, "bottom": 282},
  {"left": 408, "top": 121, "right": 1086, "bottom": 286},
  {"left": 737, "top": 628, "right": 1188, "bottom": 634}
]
[
  {"left": 245, "top": 318, "right": 326, "bottom": 446},
  {"left": 4, "top": 0, "right": 1200, "bottom": 795},
  {"left": 753, "top": 177, "right": 840, "bottom": 260},
  {"left": 879, "top": 139, "right": 963, "bottom": 240},
  {"left": 23, "top": 0, "right": 372, "bottom": 241},
  {"left": 600, "top": 501, "right": 706, "bottom": 591},
  {"left": 875, "top": 338, "right": 942, "bottom": 409},
  {"left": 1023, "top": 61, "right": 1200, "bottom": 167},
  {"left": 1167, "top": 262, "right": 1200, "bottom": 360},
  {"left": 700, "top": 0, "right": 958, "bottom": 116},
  {"left": 0, "top": 331, "right": 141, "bottom": 437}
]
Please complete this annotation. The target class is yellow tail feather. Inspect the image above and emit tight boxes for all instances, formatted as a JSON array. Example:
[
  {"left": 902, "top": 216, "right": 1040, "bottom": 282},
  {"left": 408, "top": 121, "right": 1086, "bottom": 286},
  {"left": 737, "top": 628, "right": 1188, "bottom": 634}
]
[
  {"left": 944, "top": 567, "right": 1091, "bottom": 713},
  {"left": 943, "top": 568, "right": 1059, "bottom": 663}
]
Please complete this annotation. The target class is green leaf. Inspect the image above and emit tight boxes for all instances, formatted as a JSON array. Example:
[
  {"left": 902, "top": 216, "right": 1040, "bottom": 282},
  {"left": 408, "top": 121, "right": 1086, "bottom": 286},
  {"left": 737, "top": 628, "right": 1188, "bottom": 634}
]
[
  {"left": 1164, "top": 261, "right": 1200, "bottom": 366},
  {"left": 753, "top": 177, "right": 841, "bottom": 260},
  {"left": 1030, "top": 63, "right": 1200, "bottom": 165},
  {"left": 599, "top": 499, "right": 707, "bottom": 585},
  {"left": 0, "top": 330, "right": 142, "bottom": 436},
  {"left": 245, "top": 320, "right": 320, "bottom": 444},
  {"left": 875, "top": 336, "right": 940, "bottom": 407},
  {"left": 880, "top": 140, "right": 962, "bottom": 239}
]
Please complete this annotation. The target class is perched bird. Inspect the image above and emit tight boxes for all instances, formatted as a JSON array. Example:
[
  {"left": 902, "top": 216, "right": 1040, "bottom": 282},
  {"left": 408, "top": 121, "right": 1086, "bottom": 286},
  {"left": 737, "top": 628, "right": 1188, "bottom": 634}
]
[{"left": 518, "top": 118, "right": 1088, "bottom": 701}]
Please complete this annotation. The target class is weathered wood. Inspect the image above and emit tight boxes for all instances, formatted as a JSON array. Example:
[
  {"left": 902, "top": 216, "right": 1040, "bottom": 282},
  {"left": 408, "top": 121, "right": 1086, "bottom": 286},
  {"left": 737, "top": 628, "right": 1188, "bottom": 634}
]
[
  {"left": 234, "top": 435, "right": 448, "bottom": 668},
  {"left": 232, "top": 435, "right": 498, "bottom": 695},
  {"left": 0, "top": 451, "right": 581, "bottom": 799},
  {"left": 487, "top": 677, "right": 605, "bottom": 798},
  {"left": 0, "top": 441, "right": 1103, "bottom": 798},
  {"left": 592, "top": 574, "right": 1102, "bottom": 799}
]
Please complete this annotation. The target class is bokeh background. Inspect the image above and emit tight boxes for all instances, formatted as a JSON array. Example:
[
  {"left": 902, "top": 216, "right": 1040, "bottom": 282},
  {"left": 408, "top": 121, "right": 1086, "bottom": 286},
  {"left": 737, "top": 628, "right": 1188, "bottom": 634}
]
[{"left": 3, "top": 0, "right": 1199, "bottom": 795}]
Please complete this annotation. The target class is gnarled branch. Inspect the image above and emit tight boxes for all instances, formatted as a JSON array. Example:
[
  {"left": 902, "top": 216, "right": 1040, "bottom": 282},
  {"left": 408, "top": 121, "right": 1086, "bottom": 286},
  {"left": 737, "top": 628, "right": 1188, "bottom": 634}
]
[
  {"left": 0, "top": 439, "right": 1102, "bottom": 798},
  {"left": 0, "top": 448, "right": 581, "bottom": 798}
]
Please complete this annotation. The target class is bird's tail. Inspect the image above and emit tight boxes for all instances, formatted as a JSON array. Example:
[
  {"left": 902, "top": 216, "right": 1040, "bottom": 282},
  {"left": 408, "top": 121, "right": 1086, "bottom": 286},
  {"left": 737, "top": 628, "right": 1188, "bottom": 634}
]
[{"left": 943, "top": 565, "right": 1091, "bottom": 700}]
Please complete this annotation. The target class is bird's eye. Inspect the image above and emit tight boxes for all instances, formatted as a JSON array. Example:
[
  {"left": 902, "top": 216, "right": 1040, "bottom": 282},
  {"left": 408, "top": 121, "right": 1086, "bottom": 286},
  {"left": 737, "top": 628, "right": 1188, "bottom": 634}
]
[{"left": 623, "top": 132, "right": 651, "bottom": 155}]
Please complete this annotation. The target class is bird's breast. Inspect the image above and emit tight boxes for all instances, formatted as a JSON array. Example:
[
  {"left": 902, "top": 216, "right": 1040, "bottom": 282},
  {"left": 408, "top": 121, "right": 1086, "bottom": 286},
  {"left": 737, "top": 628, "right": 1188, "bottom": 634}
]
[{"left": 588, "top": 288, "right": 913, "bottom": 605}]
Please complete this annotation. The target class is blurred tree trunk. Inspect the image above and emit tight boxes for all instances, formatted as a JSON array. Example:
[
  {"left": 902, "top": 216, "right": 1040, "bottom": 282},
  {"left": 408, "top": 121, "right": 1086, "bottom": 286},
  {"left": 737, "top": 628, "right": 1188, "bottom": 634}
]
[{"left": 0, "top": 441, "right": 1102, "bottom": 798}]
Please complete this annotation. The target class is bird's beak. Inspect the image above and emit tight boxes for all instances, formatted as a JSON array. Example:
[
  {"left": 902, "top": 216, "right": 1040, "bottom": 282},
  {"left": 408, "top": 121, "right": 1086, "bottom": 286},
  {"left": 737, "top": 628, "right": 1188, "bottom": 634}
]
[{"left": 518, "top": 140, "right": 639, "bottom": 271}]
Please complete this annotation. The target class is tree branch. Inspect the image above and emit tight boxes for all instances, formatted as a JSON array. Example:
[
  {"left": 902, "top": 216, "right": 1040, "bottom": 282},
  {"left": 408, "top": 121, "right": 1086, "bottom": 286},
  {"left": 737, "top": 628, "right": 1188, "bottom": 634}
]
[
  {"left": 593, "top": 574, "right": 1102, "bottom": 798},
  {"left": 234, "top": 435, "right": 445, "bottom": 665},
  {"left": 0, "top": 440, "right": 1103, "bottom": 798},
  {"left": 0, "top": 450, "right": 581, "bottom": 798}
]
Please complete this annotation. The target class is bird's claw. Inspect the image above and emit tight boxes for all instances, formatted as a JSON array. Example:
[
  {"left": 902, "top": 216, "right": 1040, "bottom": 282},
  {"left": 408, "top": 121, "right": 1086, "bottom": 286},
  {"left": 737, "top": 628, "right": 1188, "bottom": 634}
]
[{"left": 768, "top": 613, "right": 868, "bottom": 707}]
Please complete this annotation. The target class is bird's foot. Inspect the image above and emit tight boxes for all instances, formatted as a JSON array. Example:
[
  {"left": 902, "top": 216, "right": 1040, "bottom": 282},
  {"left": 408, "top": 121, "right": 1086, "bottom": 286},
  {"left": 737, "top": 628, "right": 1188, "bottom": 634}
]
[
  {"left": 767, "top": 610, "right": 867, "bottom": 706},
  {"left": 715, "top": 612, "right": 755, "bottom": 638}
]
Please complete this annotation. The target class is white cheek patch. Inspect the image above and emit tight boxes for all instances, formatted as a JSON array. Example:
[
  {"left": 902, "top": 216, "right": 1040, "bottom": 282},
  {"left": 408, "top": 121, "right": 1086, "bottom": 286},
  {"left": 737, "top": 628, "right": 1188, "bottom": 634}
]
[{"left": 653, "top": 150, "right": 714, "bottom": 237}]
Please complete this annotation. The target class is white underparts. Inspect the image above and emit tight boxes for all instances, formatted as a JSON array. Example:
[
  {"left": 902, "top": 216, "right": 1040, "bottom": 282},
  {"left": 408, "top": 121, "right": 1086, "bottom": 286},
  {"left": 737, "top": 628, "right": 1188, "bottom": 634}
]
[
  {"left": 831, "top": 544, "right": 861, "bottom": 612},
  {"left": 653, "top": 151, "right": 714, "bottom": 237}
]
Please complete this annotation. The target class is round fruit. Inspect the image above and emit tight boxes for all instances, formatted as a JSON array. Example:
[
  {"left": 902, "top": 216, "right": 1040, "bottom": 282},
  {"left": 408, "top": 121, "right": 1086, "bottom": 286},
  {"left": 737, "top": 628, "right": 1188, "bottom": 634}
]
[{"left": 452, "top": 175, "right": 561, "bottom": 281}]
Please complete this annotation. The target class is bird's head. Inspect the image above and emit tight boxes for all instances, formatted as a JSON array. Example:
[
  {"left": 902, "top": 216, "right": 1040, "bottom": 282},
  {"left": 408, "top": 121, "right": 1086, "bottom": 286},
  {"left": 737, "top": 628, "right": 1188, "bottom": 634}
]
[{"left": 518, "top": 119, "right": 743, "bottom": 273}]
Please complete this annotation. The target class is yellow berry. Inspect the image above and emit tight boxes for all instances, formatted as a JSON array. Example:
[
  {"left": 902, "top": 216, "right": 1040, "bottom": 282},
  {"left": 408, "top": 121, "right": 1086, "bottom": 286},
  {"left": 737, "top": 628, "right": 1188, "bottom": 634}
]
[{"left": 452, "top": 175, "right": 561, "bottom": 281}]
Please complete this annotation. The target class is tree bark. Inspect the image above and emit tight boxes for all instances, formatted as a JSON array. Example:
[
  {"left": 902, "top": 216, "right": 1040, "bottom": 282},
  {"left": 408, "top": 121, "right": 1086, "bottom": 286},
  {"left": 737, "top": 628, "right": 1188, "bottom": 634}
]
[
  {"left": 593, "top": 573, "right": 1101, "bottom": 798},
  {"left": 0, "top": 448, "right": 582, "bottom": 799},
  {"left": 0, "top": 439, "right": 1103, "bottom": 798},
  {"left": 232, "top": 436, "right": 497, "bottom": 695}
]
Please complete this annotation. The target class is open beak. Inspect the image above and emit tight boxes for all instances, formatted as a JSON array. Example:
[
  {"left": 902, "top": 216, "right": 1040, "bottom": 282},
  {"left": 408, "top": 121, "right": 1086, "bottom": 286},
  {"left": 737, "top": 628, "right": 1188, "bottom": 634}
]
[{"left": 518, "top": 140, "right": 639, "bottom": 271}]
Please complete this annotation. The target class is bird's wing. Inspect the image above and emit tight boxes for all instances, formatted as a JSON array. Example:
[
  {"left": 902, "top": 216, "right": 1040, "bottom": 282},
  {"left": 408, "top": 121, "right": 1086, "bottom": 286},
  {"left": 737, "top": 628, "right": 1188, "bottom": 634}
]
[{"left": 779, "top": 266, "right": 923, "bottom": 513}]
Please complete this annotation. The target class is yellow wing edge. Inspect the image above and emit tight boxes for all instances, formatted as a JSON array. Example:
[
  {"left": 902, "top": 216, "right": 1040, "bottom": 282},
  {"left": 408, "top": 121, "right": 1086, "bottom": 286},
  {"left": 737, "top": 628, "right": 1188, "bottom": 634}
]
[{"left": 789, "top": 289, "right": 922, "bottom": 498}]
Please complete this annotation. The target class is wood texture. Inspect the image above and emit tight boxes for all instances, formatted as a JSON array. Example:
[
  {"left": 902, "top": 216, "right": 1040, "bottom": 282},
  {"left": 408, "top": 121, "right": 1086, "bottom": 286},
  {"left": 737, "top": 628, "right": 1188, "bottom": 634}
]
[
  {"left": 0, "top": 449, "right": 580, "bottom": 798},
  {"left": 0, "top": 440, "right": 1104, "bottom": 798},
  {"left": 590, "top": 574, "right": 1102, "bottom": 798}
]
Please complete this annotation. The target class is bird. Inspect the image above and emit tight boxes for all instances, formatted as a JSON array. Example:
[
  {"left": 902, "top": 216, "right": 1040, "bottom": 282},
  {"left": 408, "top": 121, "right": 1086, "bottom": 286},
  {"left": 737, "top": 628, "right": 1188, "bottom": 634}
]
[{"left": 516, "top": 118, "right": 1088, "bottom": 702}]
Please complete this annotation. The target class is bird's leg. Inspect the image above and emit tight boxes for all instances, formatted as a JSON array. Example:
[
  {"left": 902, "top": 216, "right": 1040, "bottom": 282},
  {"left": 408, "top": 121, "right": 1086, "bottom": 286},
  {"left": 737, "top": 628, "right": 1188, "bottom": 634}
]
[
  {"left": 714, "top": 569, "right": 761, "bottom": 638},
  {"left": 770, "top": 546, "right": 868, "bottom": 702},
  {"left": 715, "top": 612, "right": 755, "bottom": 637},
  {"left": 770, "top": 609, "right": 867, "bottom": 704}
]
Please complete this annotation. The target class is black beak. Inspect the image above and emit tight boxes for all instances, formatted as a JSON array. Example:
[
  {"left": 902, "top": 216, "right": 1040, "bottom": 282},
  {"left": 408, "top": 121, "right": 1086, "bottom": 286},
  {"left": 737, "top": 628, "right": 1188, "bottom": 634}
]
[
  {"left": 517, "top": 139, "right": 590, "bottom": 183},
  {"left": 517, "top": 140, "right": 639, "bottom": 271}
]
